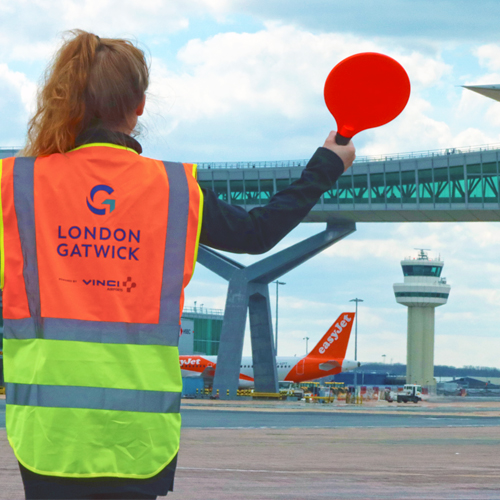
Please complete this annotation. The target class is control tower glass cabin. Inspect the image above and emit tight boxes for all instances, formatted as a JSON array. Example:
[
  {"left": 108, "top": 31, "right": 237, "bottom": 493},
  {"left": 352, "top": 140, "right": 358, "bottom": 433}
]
[{"left": 393, "top": 250, "right": 451, "bottom": 386}]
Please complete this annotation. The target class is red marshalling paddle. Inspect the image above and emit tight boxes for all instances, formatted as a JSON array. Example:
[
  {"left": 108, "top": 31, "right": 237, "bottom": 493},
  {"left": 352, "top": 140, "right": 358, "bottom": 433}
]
[{"left": 324, "top": 52, "right": 411, "bottom": 145}]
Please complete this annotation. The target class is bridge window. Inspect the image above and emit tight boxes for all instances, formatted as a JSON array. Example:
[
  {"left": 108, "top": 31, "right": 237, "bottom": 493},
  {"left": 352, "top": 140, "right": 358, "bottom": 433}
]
[
  {"left": 483, "top": 162, "right": 499, "bottom": 203},
  {"left": 243, "top": 178, "right": 260, "bottom": 204},
  {"left": 418, "top": 169, "right": 433, "bottom": 204},
  {"left": 401, "top": 171, "right": 416, "bottom": 203},
  {"left": 323, "top": 182, "right": 338, "bottom": 204},
  {"left": 370, "top": 173, "right": 385, "bottom": 204},
  {"left": 402, "top": 265, "right": 442, "bottom": 277},
  {"left": 338, "top": 176, "right": 353, "bottom": 204},
  {"left": 449, "top": 166, "right": 465, "bottom": 203},
  {"left": 385, "top": 172, "right": 401, "bottom": 204},
  {"left": 259, "top": 179, "right": 274, "bottom": 202},
  {"left": 213, "top": 180, "right": 229, "bottom": 202},
  {"left": 467, "top": 164, "right": 482, "bottom": 204},
  {"left": 229, "top": 179, "right": 245, "bottom": 206},
  {"left": 434, "top": 167, "right": 450, "bottom": 203},
  {"left": 353, "top": 174, "right": 368, "bottom": 204}
]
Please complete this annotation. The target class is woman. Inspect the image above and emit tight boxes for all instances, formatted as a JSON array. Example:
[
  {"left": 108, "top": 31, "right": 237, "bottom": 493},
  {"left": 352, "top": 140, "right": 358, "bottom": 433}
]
[{"left": 1, "top": 30, "right": 355, "bottom": 499}]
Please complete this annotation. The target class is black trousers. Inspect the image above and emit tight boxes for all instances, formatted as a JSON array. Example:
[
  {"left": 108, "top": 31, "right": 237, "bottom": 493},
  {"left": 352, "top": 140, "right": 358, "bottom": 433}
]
[{"left": 19, "top": 455, "right": 177, "bottom": 500}]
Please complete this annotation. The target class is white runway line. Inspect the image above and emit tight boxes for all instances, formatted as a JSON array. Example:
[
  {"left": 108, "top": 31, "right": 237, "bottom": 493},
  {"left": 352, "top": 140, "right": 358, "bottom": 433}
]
[{"left": 177, "top": 467, "right": 498, "bottom": 478}]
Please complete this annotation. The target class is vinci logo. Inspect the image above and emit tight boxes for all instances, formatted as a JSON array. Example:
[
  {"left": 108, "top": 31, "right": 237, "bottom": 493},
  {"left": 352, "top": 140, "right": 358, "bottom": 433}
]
[
  {"left": 87, "top": 185, "right": 115, "bottom": 215},
  {"left": 123, "top": 277, "right": 137, "bottom": 292},
  {"left": 318, "top": 314, "right": 352, "bottom": 354},
  {"left": 83, "top": 277, "right": 136, "bottom": 292}
]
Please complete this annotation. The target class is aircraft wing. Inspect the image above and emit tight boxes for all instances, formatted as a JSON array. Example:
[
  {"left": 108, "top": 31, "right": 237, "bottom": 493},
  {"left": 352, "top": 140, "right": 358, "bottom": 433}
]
[{"left": 201, "top": 366, "right": 216, "bottom": 379}]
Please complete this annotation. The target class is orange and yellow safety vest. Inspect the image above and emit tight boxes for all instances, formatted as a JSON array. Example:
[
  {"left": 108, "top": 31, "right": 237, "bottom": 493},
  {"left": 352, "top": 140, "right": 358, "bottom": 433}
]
[{"left": 0, "top": 143, "right": 203, "bottom": 478}]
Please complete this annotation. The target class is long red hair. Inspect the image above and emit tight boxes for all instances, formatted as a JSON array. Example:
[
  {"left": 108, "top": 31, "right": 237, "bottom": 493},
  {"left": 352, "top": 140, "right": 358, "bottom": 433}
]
[{"left": 22, "top": 30, "right": 149, "bottom": 157}]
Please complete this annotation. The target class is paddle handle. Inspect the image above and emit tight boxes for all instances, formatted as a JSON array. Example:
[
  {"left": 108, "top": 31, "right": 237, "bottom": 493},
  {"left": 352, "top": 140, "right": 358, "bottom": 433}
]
[{"left": 335, "top": 133, "right": 351, "bottom": 145}]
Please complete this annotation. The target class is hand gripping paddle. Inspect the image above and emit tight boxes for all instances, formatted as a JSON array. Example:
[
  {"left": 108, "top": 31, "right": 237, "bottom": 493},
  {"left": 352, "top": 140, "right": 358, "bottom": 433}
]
[{"left": 324, "top": 52, "right": 411, "bottom": 145}]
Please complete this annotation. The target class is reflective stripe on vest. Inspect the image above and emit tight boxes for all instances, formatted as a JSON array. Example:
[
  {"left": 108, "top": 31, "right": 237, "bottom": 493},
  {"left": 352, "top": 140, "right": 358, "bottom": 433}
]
[{"left": 2, "top": 148, "right": 203, "bottom": 478}]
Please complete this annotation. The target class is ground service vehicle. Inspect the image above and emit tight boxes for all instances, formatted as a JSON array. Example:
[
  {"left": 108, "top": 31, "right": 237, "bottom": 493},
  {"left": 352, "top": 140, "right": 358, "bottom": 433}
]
[
  {"left": 278, "top": 381, "right": 304, "bottom": 400},
  {"left": 388, "top": 384, "right": 422, "bottom": 403}
]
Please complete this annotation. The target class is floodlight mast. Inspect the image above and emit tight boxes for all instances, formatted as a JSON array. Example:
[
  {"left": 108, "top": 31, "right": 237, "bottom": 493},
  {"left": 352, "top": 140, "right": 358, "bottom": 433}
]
[{"left": 349, "top": 298, "right": 363, "bottom": 387}]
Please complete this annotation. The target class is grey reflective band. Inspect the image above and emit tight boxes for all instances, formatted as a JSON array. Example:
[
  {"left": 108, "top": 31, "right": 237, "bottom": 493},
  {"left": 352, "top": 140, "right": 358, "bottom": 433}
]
[
  {"left": 3, "top": 318, "right": 38, "bottom": 341},
  {"left": 160, "top": 162, "right": 189, "bottom": 340},
  {"left": 6, "top": 383, "right": 181, "bottom": 414},
  {"left": 4, "top": 318, "right": 178, "bottom": 345},
  {"left": 12, "top": 158, "right": 41, "bottom": 326}
]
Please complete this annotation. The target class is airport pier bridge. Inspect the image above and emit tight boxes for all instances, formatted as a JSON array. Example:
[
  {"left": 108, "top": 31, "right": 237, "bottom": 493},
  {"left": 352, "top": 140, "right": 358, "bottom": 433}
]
[
  {"left": 196, "top": 143, "right": 500, "bottom": 223},
  {"left": 3, "top": 144, "right": 500, "bottom": 397},
  {"left": 195, "top": 143, "right": 500, "bottom": 397}
]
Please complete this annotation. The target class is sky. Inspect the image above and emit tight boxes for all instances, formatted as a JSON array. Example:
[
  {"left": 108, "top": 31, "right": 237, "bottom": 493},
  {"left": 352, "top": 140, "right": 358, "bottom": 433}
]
[{"left": 1, "top": 1, "right": 500, "bottom": 368}]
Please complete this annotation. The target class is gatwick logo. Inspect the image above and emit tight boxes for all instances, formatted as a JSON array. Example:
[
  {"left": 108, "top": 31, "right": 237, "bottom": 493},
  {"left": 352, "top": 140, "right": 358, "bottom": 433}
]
[
  {"left": 318, "top": 314, "right": 352, "bottom": 354},
  {"left": 86, "top": 185, "right": 115, "bottom": 215}
]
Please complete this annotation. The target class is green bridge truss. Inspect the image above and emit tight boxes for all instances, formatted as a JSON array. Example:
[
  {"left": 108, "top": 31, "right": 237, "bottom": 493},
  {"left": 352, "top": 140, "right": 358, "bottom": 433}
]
[{"left": 197, "top": 145, "right": 500, "bottom": 222}]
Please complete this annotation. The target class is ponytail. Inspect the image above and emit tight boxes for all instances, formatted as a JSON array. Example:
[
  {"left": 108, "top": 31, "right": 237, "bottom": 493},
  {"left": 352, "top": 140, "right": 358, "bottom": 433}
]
[{"left": 22, "top": 30, "right": 149, "bottom": 157}]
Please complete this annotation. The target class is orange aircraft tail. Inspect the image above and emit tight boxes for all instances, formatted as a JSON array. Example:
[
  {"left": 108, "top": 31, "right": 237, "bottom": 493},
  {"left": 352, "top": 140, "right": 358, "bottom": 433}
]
[{"left": 306, "top": 312, "right": 355, "bottom": 361}]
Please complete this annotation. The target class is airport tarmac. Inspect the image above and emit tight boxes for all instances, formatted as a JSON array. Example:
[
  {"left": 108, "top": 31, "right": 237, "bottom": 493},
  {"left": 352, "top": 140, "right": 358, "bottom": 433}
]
[{"left": 1, "top": 398, "right": 499, "bottom": 499}]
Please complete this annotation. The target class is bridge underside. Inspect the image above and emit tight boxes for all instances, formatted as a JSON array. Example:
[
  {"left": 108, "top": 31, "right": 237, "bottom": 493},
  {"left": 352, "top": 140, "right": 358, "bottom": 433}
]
[{"left": 303, "top": 206, "right": 500, "bottom": 223}]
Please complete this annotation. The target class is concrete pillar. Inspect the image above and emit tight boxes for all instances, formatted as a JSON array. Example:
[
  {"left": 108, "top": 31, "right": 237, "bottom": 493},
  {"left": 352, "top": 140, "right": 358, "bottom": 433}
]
[
  {"left": 198, "top": 221, "right": 356, "bottom": 399},
  {"left": 407, "top": 307, "right": 435, "bottom": 385}
]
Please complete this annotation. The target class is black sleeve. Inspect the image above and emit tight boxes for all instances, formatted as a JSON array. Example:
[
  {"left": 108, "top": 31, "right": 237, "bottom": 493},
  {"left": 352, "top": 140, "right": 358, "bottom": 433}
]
[{"left": 199, "top": 147, "right": 345, "bottom": 254}]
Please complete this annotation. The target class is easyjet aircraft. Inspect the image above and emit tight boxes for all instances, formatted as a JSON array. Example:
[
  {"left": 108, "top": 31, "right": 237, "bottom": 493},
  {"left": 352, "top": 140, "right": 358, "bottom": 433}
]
[{"left": 179, "top": 312, "right": 360, "bottom": 388}]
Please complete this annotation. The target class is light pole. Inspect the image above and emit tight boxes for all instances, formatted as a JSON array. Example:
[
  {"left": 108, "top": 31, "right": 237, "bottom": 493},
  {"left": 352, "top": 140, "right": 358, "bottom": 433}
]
[
  {"left": 349, "top": 298, "right": 363, "bottom": 387},
  {"left": 273, "top": 280, "right": 286, "bottom": 355},
  {"left": 303, "top": 337, "right": 309, "bottom": 354}
]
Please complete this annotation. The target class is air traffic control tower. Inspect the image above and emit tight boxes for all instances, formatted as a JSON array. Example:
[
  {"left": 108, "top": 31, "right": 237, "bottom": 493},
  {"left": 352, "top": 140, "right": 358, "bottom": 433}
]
[{"left": 393, "top": 250, "right": 451, "bottom": 386}]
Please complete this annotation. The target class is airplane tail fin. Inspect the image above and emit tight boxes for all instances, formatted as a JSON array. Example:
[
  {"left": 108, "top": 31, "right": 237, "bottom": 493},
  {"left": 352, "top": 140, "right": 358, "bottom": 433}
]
[{"left": 306, "top": 312, "right": 355, "bottom": 361}]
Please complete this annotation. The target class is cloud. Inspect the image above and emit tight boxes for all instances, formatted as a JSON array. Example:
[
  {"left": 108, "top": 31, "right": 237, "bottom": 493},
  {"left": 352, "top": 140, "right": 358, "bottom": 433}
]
[
  {"left": 141, "top": 22, "right": 453, "bottom": 161},
  {"left": 435, "top": 334, "right": 500, "bottom": 367},
  {"left": 231, "top": 0, "right": 500, "bottom": 43},
  {"left": 0, "top": 0, "right": 228, "bottom": 45},
  {"left": 0, "top": 64, "right": 37, "bottom": 146},
  {"left": 474, "top": 44, "right": 500, "bottom": 72}
]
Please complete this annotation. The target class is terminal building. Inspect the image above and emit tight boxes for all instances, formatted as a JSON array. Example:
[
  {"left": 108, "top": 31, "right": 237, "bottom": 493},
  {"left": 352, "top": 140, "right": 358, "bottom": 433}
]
[{"left": 179, "top": 306, "right": 223, "bottom": 356}]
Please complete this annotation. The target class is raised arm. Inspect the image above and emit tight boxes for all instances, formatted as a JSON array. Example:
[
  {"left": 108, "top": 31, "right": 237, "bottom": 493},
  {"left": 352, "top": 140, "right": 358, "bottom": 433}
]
[{"left": 199, "top": 133, "right": 355, "bottom": 254}]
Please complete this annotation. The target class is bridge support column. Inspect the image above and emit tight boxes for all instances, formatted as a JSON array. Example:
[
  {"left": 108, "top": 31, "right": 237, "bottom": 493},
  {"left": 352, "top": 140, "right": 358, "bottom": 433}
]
[{"left": 197, "top": 220, "right": 356, "bottom": 399}]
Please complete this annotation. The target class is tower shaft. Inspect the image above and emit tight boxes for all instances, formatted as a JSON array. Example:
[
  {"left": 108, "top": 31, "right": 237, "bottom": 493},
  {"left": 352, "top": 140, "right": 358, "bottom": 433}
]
[{"left": 407, "top": 307, "right": 435, "bottom": 385}]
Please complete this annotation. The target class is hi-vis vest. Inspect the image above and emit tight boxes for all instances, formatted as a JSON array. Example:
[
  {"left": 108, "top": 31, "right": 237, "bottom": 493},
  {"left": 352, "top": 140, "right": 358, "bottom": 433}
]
[{"left": 0, "top": 143, "right": 203, "bottom": 478}]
